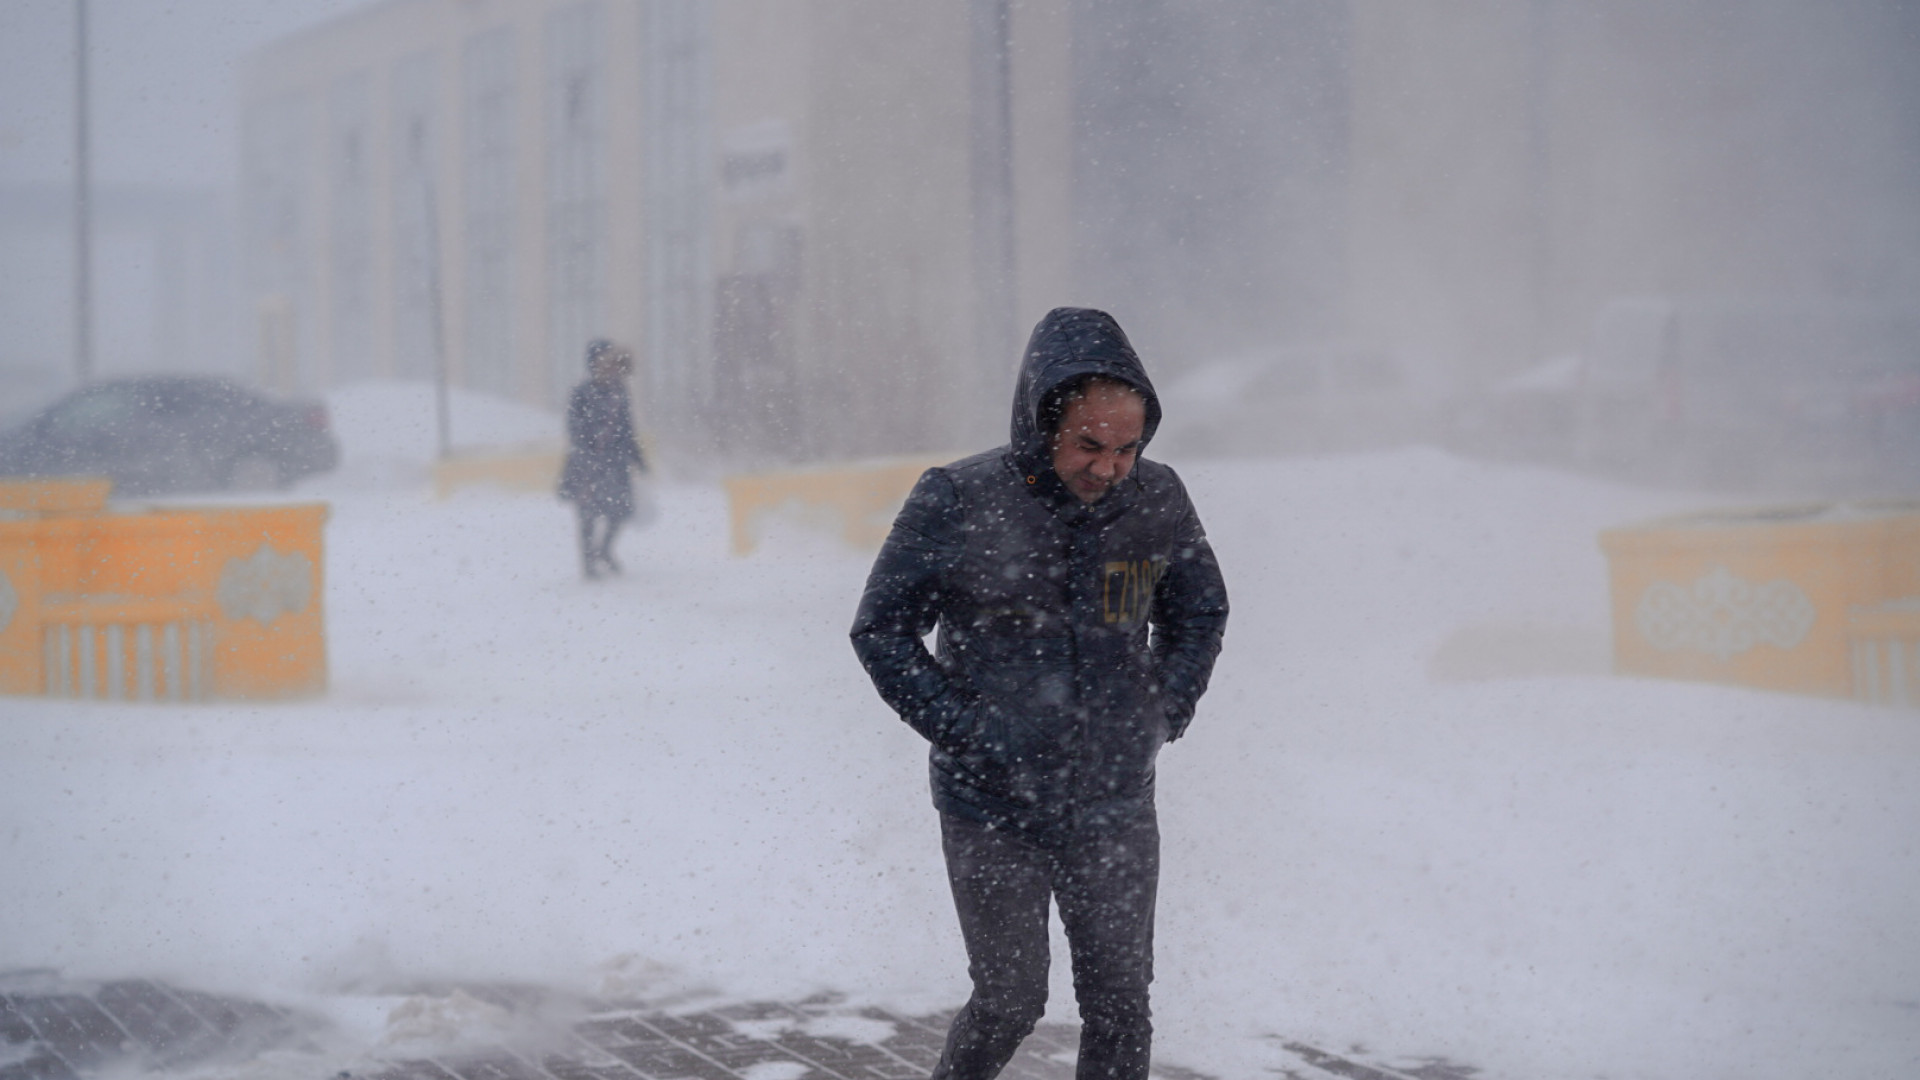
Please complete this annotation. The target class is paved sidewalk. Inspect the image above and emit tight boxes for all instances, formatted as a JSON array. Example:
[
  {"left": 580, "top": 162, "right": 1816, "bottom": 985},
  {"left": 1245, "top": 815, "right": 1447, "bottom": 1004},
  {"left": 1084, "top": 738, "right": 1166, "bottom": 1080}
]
[
  {"left": 0, "top": 975, "right": 1481, "bottom": 1080},
  {"left": 0, "top": 974, "right": 314, "bottom": 1079}
]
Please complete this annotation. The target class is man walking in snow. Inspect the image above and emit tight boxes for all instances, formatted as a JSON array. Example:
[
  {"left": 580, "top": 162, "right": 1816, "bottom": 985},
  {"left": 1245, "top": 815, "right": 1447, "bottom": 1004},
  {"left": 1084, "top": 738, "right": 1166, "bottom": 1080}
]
[{"left": 851, "top": 308, "right": 1228, "bottom": 1080}]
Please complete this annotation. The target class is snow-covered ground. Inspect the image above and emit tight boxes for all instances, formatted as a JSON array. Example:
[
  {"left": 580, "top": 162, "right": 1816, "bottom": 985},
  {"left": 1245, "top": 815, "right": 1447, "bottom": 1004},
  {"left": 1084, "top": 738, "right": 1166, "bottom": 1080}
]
[{"left": 2, "top": 384, "right": 1916, "bottom": 1080}]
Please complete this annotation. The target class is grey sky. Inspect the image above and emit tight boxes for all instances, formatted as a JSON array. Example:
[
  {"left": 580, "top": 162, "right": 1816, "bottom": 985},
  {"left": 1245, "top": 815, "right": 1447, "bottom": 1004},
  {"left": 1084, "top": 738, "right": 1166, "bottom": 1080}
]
[{"left": 0, "top": 0, "right": 372, "bottom": 190}]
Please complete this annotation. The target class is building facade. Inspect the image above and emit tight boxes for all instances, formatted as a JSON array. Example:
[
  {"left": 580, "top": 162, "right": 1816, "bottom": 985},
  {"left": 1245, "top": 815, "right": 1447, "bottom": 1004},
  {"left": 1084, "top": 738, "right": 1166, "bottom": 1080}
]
[
  {"left": 244, "top": 1, "right": 1920, "bottom": 468},
  {"left": 241, "top": 0, "right": 1071, "bottom": 464}
]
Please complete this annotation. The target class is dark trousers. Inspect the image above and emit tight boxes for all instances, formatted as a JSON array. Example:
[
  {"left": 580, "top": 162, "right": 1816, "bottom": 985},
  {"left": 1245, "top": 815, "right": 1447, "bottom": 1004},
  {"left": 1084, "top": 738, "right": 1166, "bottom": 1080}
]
[
  {"left": 577, "top": 510, "right": 623, "bottom": 575},
  {"left": 932, "top": 808, "right": 1159, "bottom": 1080}
]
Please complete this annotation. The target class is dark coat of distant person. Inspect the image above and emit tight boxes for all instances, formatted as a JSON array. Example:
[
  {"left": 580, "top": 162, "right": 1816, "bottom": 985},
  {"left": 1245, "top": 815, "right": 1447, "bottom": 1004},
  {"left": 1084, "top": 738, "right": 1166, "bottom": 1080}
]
[{"left": 558, "top": 373, "right": 646, "bottom": 521}]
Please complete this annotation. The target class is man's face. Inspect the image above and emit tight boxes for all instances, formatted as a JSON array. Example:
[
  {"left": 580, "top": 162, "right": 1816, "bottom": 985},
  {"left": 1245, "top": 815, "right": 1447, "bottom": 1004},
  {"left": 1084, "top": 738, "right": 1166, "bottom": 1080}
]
[{"left": 1050, "top": 381, "right": 1147, "bottom": 503}]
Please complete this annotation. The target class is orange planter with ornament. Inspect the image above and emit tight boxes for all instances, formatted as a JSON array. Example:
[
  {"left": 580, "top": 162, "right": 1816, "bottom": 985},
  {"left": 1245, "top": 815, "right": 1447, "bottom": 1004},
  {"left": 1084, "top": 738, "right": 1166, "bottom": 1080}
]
[
  {"left": 1599, "top": 502, "right": 1920, "bottom": 700},
  {"left": 0, "top": 480, "right": 328, "bottom": 702}
]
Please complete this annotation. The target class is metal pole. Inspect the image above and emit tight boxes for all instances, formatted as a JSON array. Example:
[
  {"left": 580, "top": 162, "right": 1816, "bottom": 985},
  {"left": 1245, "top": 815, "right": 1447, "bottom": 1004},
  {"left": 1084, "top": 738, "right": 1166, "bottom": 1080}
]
[
  {"left": 74, "top": 0, "right": 93, "bottom": 385},
  {"left": 425, "top": 168, "right": 451, "bottom": 460}
]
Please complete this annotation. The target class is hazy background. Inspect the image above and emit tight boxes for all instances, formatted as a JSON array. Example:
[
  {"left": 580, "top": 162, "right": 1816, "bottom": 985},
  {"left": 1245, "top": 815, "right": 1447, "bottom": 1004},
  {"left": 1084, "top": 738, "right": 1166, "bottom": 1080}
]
[
  {"left": 0, "top": 0, "right": 364, "bottom": 407},
  {"left": 2, "top": 7, "right": 1918, "bottom": 1077},
  {"left": 3, "top": 0, "right": 1918, "bottom": 490}
]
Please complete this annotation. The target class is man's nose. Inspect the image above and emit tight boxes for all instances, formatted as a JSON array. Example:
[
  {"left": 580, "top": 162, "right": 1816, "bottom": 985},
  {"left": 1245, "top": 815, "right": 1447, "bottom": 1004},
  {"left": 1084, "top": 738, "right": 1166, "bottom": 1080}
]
[{"left": 1091, "top": 454, "right": 1117, "bottom": 479}]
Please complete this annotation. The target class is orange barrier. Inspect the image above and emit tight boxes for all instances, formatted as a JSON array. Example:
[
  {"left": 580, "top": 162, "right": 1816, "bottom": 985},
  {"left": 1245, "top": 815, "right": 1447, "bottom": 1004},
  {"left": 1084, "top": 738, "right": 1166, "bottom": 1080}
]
[
  {"left": 0, "top": 480, "right": 327, "bottom": 701},
  {"left": 0, "top": 477, "right": 112, "bottom": 517},
  {"left": 722, "top": 456, "right": 951, "bottom": 555},
  {"left": 0, "top": 520, "right": 43, "bottom": 696},
  {"left": 1599, "top": 502, "right": 1920, "bottom": 700},
  {"left": 1848, "top": 599, "right": 1920, "bottom": 708}
]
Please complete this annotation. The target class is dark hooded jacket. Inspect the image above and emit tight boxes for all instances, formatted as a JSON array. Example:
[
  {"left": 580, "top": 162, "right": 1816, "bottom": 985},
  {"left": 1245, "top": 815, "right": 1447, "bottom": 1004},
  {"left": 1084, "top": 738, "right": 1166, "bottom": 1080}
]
[
  {"left": 851, "top": 308, "right": 1228, "bottom": 835},
  {"left": 558, "top": 377, "right": 646, "bottom": 520}
]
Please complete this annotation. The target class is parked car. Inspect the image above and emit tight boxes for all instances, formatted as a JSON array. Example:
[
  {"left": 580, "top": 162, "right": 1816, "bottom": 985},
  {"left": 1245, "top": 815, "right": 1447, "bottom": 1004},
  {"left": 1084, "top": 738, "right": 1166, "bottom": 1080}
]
[{"left": 0, "top": 375, "right": 339, "bottom": 496}]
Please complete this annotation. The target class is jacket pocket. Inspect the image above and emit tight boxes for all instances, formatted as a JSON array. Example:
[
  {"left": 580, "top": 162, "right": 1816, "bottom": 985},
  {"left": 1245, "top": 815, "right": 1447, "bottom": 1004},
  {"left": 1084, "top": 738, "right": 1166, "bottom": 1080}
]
[{"left": 933, "top": 700, "right": 1022, "bottom": 793}]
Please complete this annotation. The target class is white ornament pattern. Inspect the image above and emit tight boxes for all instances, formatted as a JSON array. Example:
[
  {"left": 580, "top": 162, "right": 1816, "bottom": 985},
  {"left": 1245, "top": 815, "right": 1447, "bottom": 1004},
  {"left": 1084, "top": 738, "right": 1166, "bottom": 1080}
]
[
  {"left": 217, "top": 545, "right": 314, "bottom": 625},
  {"left": 1635, "top": 564, "right": 1814, "bottom": 660}
]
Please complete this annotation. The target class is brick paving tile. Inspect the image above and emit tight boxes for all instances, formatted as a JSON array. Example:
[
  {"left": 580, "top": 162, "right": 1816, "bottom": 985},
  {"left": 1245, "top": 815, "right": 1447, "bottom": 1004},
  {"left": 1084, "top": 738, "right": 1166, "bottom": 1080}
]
[
  {"left": 168, "top": 987, "right": 313, "bottom": 1057},
  {"left": 629, "top": 1013, "right": 734, "bottom": 1044},
  {"left": 576, "top": 1016, "right": 672, "bottom": 1049},
  {"left": 831, "top": 1062, "right": 923, "bottom": 1080},
  {"left": 877, "top": 1022, "right": 939, "bottom": 1040},
  {"left": 7, "top": 994, "right": 128, "bottom": 1070},
  {"left": 767, "top": 1040, "right": 893, "bottom": 1075},
  {"left": 3, "top": 978, "right": 335, "bottom": 1080},
  {"left": 0, "top": 995, "right": 39, "bottom": 1045},
  {"left": 873, "top": 1039, "right": 940, "bottom": 1073},
  {"left": 877, "top": 1025, "right": 942, "bottom": 1048},
  {"left": 764, "top": 1032, "right": 870, "bottom": 1065},
  {"left": 697, "top": 1028, "right": 788, "bottom": 1056},
  {"left": 93, "top": 980, "right": 215, "bottom": 1066},
  {"left": 0, "top": 1049, "right": 81, "bottom": 1080},
  {"left": 360, "top": 1057, "right": 465, "bottom": 1080},
  {"left": 875, "top": 1045, "right": 940, "bottom": 1068},
  {"left": 605, "top": 1040, "right": 738, "bottom": 1080},
  {"left": 539, "top": 1052, "right": 643, "bottom": 1080},
  {"left": 698, "top": 1043, "right": 810, "bottom": 1072},
  {"left": 576, "top": 1022, "right": 675, "bottom": 1053},
  {"left": 875, "top": 1049, "right": 940, "bottom": 1074},
  {"left": 0, "top": 979, "right": 1256, "bottom": 1080}
]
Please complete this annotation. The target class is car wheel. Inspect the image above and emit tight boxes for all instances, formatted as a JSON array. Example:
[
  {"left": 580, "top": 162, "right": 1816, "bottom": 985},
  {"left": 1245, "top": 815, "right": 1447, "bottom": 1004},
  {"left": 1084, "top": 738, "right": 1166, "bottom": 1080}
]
[{"left": 225, "top": 454, "right": 284, "bottom": 492}]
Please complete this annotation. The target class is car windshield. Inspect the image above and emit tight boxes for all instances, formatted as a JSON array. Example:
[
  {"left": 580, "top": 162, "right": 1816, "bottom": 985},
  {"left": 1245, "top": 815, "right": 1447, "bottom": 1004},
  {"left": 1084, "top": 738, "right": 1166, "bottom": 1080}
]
[
  {"left": 149, "top": 380, "right": 251, "bottom": 415},
  {"left": 39, "top": 385, "right": 149, "bottom": 440},
  {"left": 36, "top": 380, "right": 256, "bottom": 441}
]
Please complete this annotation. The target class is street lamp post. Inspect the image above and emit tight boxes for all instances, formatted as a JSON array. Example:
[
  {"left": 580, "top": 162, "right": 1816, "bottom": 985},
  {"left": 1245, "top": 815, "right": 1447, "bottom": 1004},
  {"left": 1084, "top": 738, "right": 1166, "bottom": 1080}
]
[
  {"left": 403, "top": 116, "right": 452, "bottom": 461},
  {"left": 425, "top": 170, "right": 451, "bottom": 461},
  {"left": 74, "top": 0, "right": 93, "bottom": 386}
]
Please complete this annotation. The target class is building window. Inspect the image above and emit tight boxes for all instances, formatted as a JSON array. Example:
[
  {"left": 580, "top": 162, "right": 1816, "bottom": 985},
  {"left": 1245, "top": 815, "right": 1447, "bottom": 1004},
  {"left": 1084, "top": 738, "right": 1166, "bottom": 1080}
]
[
  {"left": 643, "top": 0, "right": 714, "bottom": 425},
  {"left": 391, "top": 50, "right": 441, "bottom": 382},
  {"left": 545, "top": 2, "right": 605, "bottom": 405},
  {"left": 243, "top": 90, "right": 311, "bottom": 391},
  {"left": 328, "top": 71, "right": 374, "bottom": 385},
  {"left": 463, "top": 26, "right": 517, "bottom": 398}
]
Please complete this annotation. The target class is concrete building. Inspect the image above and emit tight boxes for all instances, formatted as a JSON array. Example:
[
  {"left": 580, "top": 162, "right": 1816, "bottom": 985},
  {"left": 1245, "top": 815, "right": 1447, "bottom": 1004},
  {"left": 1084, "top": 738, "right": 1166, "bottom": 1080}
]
[
  {"left": 242, "top": 1, "right": 1920, "bottom": 470},
  {"left": 240, "top": 0, "right": 1071, "bottom": 464}
]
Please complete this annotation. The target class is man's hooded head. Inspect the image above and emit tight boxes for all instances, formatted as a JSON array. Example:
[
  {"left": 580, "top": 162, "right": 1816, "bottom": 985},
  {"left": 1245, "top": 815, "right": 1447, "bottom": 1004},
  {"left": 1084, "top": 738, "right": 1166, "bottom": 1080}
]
[
  {"left": 1011, "top": 308, "right": 1161, "bottom": 456},
  {"left": 1009, "top": 308, "right": 1162, "bottom": 503}
]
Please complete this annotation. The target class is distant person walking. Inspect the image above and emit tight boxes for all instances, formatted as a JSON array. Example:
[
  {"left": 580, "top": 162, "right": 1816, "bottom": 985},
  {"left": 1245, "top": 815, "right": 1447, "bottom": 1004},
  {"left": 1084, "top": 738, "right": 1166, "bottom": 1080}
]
[{"left": 559, "top": 339, "right": 648, "bottom": 579}]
